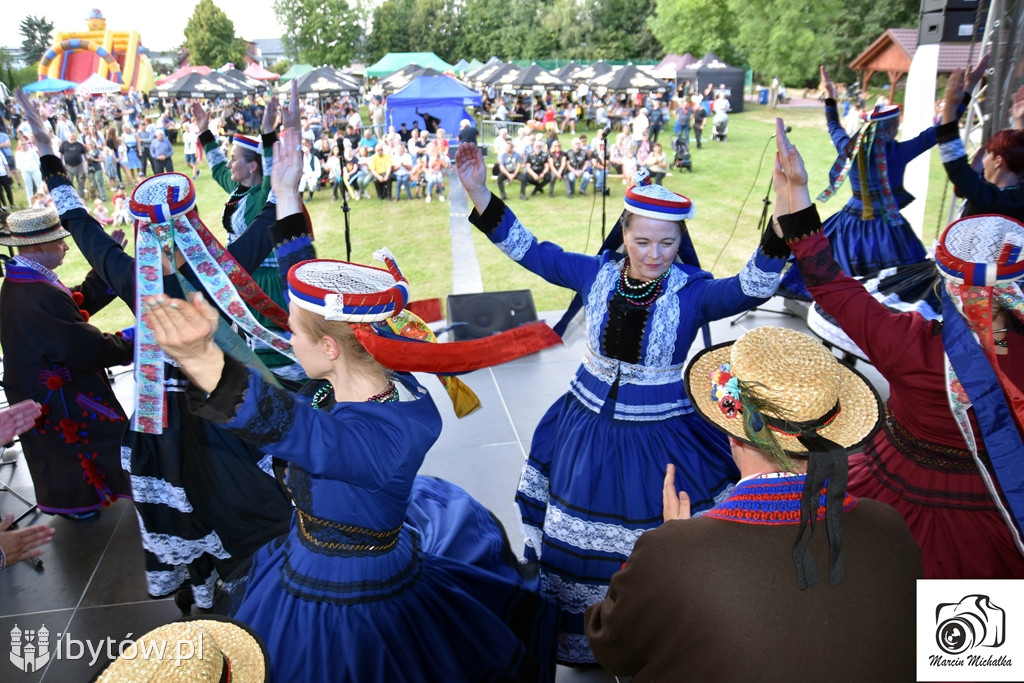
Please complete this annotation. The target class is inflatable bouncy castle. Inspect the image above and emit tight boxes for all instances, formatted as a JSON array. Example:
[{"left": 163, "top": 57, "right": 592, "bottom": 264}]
[{"left": 37, "top": 9, "right": 155, "bottom": 93}]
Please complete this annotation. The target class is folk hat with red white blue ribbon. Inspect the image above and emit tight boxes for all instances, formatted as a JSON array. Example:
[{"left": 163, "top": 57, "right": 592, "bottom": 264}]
[
  {"left": 233, "top": 134, "right": 261, "bottom": 155},
  {"left": 287, "top": 249, "right": 410, "bottom": 323},
  {"left": 624, "top": 170, "right": 695, "bottom": 222},
  {"left": 130, "top": 173, "right": 294, "bottom": 435},
  {"left": 868, "top": 103, "right": 900, "bottom": 122},
  {"left": 935, "top": 213, "right": 1024, "bottom": 287},
  {"left": 933, "top": 212, "right": 1024, "bottom": 559}
]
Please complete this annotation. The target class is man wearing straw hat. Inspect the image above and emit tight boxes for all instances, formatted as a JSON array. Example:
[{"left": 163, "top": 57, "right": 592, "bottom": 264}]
[
  {"left": 0, "top": 207, "right": 133, "bottom": 520},
  {"left": 584, "top": 326, "right": 922, "bottom": 681}
]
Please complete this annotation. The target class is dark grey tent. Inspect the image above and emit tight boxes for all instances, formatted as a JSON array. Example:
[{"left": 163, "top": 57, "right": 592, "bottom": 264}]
[
  {"left": 503, "top": 63, "right": 570, "bottom": 91},
  {"left": 678, "top": 52, "right": 746, "bottom": 113},
  {"left": 591, "top": 63, "right": 669, "bottom": 92}
]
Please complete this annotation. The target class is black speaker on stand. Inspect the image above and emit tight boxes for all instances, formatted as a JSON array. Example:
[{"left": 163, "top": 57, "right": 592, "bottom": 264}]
[
  {"left": 919, "top": 0, "right": 986, "bottom": 45},
  {"left": 446, "top": 290, "right": 539, "bottom": 341}
]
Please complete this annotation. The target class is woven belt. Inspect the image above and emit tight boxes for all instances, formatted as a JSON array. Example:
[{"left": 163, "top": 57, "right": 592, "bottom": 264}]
[
  {"left": 296, "top": 508, "right": 402, "bottom": 554},
  {"left": 883, "top": 403, "right": 978, "bottom": 472}
]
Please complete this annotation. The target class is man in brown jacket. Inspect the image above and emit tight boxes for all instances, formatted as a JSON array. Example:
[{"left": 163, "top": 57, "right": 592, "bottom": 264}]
[{"left": 584, "top": 327, "right": 922, "bottom": 682}]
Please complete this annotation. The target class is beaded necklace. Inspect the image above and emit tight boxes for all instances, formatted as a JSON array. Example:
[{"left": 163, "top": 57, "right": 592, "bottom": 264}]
[
  {"left": 616, "top": 258, "right": 669, "bottom": 307},
  {"left": 311, "top": 381, "right": 398, "bottom": 410}
]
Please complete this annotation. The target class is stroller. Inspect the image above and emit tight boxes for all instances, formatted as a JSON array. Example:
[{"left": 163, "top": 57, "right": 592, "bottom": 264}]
[
  {"left": 672, "top": 136, "right": 692, "bottom": 171},
  {"left": 712, "top": 111, "right": 729, "bottom": 142}
]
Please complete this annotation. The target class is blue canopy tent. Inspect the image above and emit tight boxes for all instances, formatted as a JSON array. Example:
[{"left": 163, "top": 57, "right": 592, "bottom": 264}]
[
  {"left": 23, "top": 77, "right": 79, "bottom": 93},
  {"left": 386, "top": 75, "right": 481, "bottom": 139}
]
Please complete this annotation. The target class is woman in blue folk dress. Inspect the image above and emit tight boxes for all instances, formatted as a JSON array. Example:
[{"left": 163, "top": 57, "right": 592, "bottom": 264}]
[
  {"left": 455, "top": 142, "right": 790, "bottom": 666},
  {"left": 778, "top": 65, "right": 979, "bottom": 299},
  {"left": 140, "top": 131, "right": 556, "bottom": 682}
]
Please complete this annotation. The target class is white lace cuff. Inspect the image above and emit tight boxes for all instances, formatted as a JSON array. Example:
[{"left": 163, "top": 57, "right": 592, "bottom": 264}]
[
  {"left": 739, "top": 253, "right": 780, "bottom": 298},
  {"left": 496, "top": 218, "right": 535, "bottom": 261},
  {"left": 939, "top": 137, "right": 966, "bottom": 164},
  {"left": 50, "top": 184, "right": 86, "bottom": 216},
  {"left": 206, "top": 146, "right": 227, "bottom": 167}
]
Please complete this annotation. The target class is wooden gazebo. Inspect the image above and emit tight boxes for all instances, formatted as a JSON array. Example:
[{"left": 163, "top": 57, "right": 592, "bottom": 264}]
[{"left": 849, "top": 28, "right": 983, "bottom": 100}]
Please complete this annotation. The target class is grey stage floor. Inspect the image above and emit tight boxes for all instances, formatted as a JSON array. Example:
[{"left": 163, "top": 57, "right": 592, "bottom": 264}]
[{"left": 0, "top": 300, "right": 890, "bottom": 682}]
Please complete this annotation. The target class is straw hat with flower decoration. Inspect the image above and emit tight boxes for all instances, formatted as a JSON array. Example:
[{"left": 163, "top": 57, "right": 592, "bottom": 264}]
[
  {"left": 685, "top": 326, "right": 882, "bottom": 590},
  {"left": 0, "top": 207, "right": 70, "bottom": 247},
  {"left": 96, "top": 616, "right": 269, "bottom": 682},
  {"left": 685, "top": 326, "right": 881, "bottom": 455}
]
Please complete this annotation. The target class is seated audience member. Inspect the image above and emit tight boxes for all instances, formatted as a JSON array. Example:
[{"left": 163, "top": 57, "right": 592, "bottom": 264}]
[
  {"left": 424, "top": 142, "right": 448, "bottom": 203},
  {"left": 585, "top": 326, "right": 921, "bottom": 682},
  {"left": 369, "top": 143, "right": 392, "bottom": 200},
  {"left": 495, "top": 140, "right": 521, "bottom": 202},
  {"left": 392, "top": 144, "right": 413, "bottom": 201},
  {"left": 92, "top": 198, "right": 113, "bottom": 226},
  {"left": 520, "top": 139, "right": 550, "bottom": 200},
  {"left": 646, "top": 142, "right": 669, "bottom": 185},
  {"left": 565, "top": 136, "right": 592, "bottom": 197},
  {"left": 546, "top": 140, "right": 568, "bottom": 197}
]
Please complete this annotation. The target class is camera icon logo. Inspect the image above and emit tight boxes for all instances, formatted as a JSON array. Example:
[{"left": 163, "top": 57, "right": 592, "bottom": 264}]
[{"left": 935, "top": 595, "right": 1005, "bottom": 655}]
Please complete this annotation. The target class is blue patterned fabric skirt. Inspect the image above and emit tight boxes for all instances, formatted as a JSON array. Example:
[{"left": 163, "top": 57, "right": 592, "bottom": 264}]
[
  {"left": 780, "top": 205, "right": 928, "bottom": 299},
  {"left": 235, "top": 476, "right": 558, "bottom": 682},
  {"left": 515, "top": 392, "right": 737, "bottom": 664},
  {"left": 127, "top": 390, "right": 293, "bottom": 608}
]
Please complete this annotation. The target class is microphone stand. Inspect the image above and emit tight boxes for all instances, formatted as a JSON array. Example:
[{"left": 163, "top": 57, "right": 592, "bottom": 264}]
[
  {"left": 600, "top": 134, "right": 609, "bottom": 240},
  {"left": 729, "top": 169, "right": 794, "bottom": 325},
  {"left": 340, "top": 173, "right": 352, "bottom": 261}
]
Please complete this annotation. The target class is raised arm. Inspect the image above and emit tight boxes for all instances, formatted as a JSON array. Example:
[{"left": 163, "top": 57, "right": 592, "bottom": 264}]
[
  {"left": 820, "top": 66, "right": 849, "bottom": 153},
  {"left": 456, "top": 142, "right": 596, "bottom": 292},
  {"left": 773, "top": 121, "right": 933, "bottom": 377},
  {"left": 18, "top": 89, "right": 139, "bottom": 306}
]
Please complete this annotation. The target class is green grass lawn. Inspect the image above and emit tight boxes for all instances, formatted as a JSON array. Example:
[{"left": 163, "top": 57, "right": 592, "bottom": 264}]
[{"left": 45, "top": 105, "right": 957, "bottom": 339}]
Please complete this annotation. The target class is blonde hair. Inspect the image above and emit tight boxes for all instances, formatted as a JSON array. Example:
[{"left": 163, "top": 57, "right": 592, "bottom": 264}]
[
  {"left": 622, "top": 211, "right": 686, "bottom": 237},
  {"left": 290, "top": 306, "right": 389, "bottom": 382}
]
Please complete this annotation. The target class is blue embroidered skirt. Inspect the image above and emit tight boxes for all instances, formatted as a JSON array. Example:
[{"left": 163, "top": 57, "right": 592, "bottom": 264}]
[
  {"left": 515, "top": 392, "right": 737, "bottom": 664},
  {"left": 780, "top": 205, "right": 927, "bottom": 299},
  {"left": 235, "top": 476, "right": 558, "bottom": 682}
]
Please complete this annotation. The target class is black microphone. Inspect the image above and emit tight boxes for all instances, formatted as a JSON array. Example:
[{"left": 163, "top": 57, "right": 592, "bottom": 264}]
[{"left": 770, "top": 126, "right": 793, "bottom": 138}]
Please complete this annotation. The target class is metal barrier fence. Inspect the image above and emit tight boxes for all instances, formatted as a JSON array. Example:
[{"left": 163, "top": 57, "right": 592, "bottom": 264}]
[{"left": 480, "top": 119, "right": 526, "bottom": 142}]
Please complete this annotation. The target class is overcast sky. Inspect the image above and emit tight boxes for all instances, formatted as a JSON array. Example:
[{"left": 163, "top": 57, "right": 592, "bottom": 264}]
[{"left": 4, "top": 3, "right": 286, "bottom": 54}]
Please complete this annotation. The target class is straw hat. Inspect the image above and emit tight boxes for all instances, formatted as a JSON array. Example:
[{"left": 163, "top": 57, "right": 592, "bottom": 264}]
[
  {"left": 0, "top": 207, "right": 70, "bottom": 246},
  {"left": 96, "top": 617, "right": 268, "bottom": 682},
  {"left": 685, "top": 327, "right": 880, "bottom": 454}
]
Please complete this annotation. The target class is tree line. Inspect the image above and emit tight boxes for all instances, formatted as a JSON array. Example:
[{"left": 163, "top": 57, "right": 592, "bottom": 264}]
[
  {"left": 5, "top": 0, "right": 924, "bottom": 91},
  {"left": 276, "top": 0, "right": 921, "bottom": 86}
]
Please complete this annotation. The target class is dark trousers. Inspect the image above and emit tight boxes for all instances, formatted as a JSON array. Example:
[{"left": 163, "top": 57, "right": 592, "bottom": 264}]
[
  {"left": 152, "top": 158, "right": 174, "bottom": 174},
  {"left": 521, "top": 172, "right": 549, "bottom": 197},
  {"left": 0, "top": 176, "right": 13, "bottom": 207},
  {"left": 140, "top": 149, "right": 152, "bottom": 176},
  {"left": 694, "top": 125, "right": 704, "bottom": 149},
  {"left": 374, "top": 178, "right": 391, "bottom": 200},
  {"left": 496, "top": 173, "right": 518, "bottom": 199}
]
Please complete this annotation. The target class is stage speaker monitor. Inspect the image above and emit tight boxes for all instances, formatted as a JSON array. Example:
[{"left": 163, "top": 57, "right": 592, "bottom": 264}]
[{"left": 446, "top": 290, "right": 538, "bottom": 341}]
